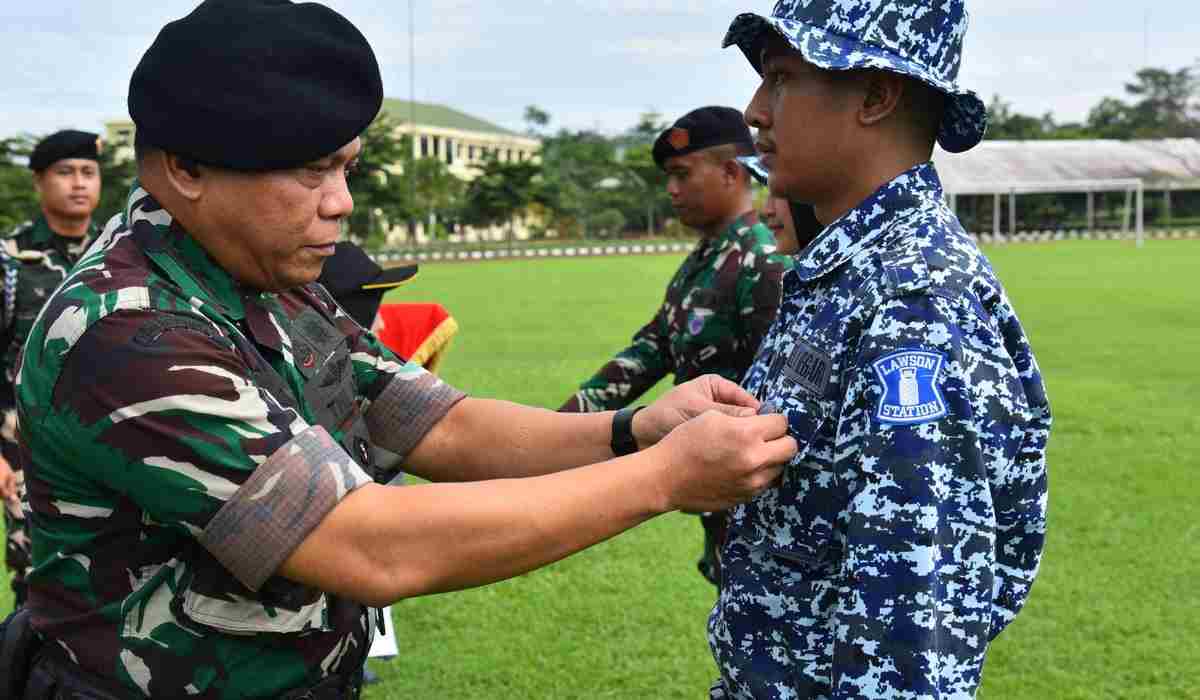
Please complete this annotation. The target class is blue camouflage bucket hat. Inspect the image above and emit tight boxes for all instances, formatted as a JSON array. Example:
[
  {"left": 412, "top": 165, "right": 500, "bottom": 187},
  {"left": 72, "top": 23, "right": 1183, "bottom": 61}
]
[{"left": 723, "top": 0, "right": 987, "bottom": 153}]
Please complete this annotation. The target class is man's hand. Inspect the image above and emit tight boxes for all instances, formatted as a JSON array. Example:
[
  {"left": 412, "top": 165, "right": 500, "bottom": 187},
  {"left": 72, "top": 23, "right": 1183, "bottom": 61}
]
[
  {"left": 633, "top": 375, "right": 760, "bottom": 448},
  {"left": 0, "top": 454, "right": 18, "bottom": 506},
  {"left": 649, "top": 410, "right": 795, "bottom": 514}
]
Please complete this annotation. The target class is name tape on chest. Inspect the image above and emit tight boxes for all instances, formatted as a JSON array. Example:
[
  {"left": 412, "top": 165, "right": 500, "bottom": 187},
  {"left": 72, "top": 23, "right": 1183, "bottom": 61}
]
[
  {"left": 872, "top": 349, "right": 947, "bottom": 425},
  {"left": 781, "top": 339, "right": 832, "bottom": 397}
]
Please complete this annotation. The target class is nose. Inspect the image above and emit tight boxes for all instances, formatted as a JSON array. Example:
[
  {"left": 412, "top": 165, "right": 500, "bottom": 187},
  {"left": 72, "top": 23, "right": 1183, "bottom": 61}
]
[
  {"left": 745, "top": 81, "right": 770, "bottom": 131},
  {"left": 666, "top": 177, "right": 681, "bottom": 198},
  {"left": 319, "top": 171, "right": 354, "bottom": 220}
]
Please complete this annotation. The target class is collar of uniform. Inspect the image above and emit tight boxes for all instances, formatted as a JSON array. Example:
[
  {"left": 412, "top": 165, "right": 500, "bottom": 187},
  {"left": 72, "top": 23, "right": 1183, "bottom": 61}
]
[
  {"left": 124, "top": 182, "right": 248, "bottom": 321},
  {"left": 21, "top": 216, "right": 94, "bottom": 249},
  {"left": 789, "top": 162, "right": 942, "bottom": 284},
  {"left": 699, "top": 211, "right": 759, "bottom": 255},
  {"left": 23, "top": 215, "right": 56, "bottom": 246}
]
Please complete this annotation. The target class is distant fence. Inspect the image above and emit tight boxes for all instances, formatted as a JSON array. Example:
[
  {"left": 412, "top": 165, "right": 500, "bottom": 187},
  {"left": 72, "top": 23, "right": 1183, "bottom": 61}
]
[
  {"left": 970, "top": 227, "right": 1200, "bottom": 245},
  {"left": 373, "top": 228, "right": 1199, "bottom": 265},
  {"left": 376, "top": 241, "right": 697, "bottom": 264}
]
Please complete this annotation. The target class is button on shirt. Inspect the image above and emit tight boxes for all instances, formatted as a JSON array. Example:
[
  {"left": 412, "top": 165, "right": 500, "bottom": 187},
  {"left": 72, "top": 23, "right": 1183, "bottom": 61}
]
[{"left": 708, "top": 163, "right": 1051, "bottom": 699}]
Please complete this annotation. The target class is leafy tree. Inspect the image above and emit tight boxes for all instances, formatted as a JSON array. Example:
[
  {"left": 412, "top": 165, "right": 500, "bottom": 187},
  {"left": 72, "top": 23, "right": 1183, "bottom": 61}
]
[
  {"left": 591, "top": 208, "right": 626, "bottom": 238},
  {"left": 459, "top": 155, "right": 542, "bottom": 241},
  {"left": 1086, "top": 97, "right": 1136, "bottom": 139},
  {"left": 538, "top": 129, "right": 620, "bottom": 238},
  {"left": 0, "top": 136, "right": 37, "bottom": 233},
  {"left": 96, "top": 137, "right": 137, "bottom": 226},
  {"left": 346, "top": 112, "right": 417, "bottom": 246},
  {"left": 1124, "top": 67, "right": 1198, "bottom": 137},
  {"left": 985, "top": 96, "right": 1059, "bottom": 140},
  {"left": 523, "top": 105, "right": 551, "bottom": 136},
  {"left": 628, "top": 111, "right": 668, "bottom": 145}
]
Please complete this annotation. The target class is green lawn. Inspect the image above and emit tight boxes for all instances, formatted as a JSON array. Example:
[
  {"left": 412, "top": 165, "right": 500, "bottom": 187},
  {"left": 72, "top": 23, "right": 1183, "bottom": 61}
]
[{"left": 3, "top": 240, "right": 1198, "bottom": 698}]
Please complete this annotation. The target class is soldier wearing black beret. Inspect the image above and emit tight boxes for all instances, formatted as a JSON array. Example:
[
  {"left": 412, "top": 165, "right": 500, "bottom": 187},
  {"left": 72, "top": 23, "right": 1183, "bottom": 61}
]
[
  {"left": 6, "top": 2, "right": 798, "bottom": 699},
  {"left": 562, "top": 106, "right": 792, "bottom": 588},
  {"left": 0, "top": 129, "right": 102, "bottom": 609}
]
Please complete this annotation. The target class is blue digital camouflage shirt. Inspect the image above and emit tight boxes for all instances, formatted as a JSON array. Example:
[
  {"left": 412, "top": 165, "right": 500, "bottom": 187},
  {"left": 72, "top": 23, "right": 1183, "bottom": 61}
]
[{"left": 709, "top": 162, "right": 1051, "bottom": 699}]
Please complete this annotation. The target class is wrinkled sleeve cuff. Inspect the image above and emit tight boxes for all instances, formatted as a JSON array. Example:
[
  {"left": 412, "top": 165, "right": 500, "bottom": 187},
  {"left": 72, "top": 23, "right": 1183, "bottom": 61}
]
[
  {"left": 365, "top": 370, "right": 466, "bottom": 459},
  {"left": 199, "top": 425, "right": 372, "bottom": 591},
  {"left": 989, "top": 569, "right": 1036, "bottom": 640}
]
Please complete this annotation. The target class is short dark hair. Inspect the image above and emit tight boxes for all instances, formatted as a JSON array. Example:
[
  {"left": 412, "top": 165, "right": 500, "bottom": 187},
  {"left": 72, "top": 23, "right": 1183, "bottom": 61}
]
[
  {"left": 134, "top": 132, "right": 201, "bottom": 177},
  {"left": 700, "top": 143, "right": 755, "bottom": 189}
]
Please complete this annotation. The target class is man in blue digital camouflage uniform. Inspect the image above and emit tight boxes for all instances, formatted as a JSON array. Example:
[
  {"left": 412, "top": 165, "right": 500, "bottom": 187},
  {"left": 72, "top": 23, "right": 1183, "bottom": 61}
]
[{"left": 708, "top": 1, "right": 1052, "bottom": 698}]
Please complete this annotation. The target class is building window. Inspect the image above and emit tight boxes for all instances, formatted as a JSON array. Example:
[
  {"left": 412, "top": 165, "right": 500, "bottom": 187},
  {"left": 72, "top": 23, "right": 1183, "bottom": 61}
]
[
  {"left": 468, "top": 145, "right": 476, "bottom": 161},
  {"left": 420, "top": 135, "right": 429, "bottom": 157},
  {"left": 445, "top": 138, "right": 454, "bottom": 165},
  {"left": 506, "top": 149, "right": 513, "bottom": 162}
]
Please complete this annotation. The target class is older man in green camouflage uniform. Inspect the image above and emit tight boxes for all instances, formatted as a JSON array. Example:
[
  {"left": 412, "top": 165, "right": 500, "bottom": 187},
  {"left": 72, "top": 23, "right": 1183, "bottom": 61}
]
[
  {"left": 0, "top": 130, "right": 101, "bottom": 607},
  {"left": 561, "top": 106, "right": 789, "bottom": 586},
  {"left": 1, "top": 3, "right": 799, "bottom": 698}
]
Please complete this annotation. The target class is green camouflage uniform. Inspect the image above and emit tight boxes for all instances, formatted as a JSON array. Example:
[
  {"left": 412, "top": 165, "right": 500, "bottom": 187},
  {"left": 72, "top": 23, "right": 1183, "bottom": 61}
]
[
  {"left": 561, "top": 212, "right": 787, "bottom": 586},
  {"left": 1, "top": 216, "right": 94, "bottom": 606},
  {"left": 561, "top": 212, "right": 788, "bottom": 412},
  {"left": 15, "top": 186, "right": 465, "bottom": 699}
]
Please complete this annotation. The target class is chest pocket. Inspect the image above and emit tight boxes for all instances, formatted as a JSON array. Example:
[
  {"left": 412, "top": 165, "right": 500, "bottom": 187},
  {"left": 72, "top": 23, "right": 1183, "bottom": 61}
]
[
  {"left": 734, "top": 336, "right": 843, "bottom": 570},
  {"left": 676, "top": 286, "right": 738, "bottom": 370}
]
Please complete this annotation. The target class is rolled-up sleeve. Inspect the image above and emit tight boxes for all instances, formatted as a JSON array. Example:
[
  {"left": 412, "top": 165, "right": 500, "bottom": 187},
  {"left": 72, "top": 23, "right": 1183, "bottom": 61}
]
[{"left": 365, "top": 363, "right": 466, "bottom": 459}]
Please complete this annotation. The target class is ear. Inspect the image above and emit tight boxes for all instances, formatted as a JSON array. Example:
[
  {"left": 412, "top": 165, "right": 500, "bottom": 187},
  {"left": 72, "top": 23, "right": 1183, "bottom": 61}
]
[
  {"left": 859, "top": 70, "right": 905, "bottom": 127},
  {"left": 31, "top": 172, "right": 45, "bottom": 197},
  {"left": 158, "top": 152, "right": 207, "bottom": 202},
  {"left": 722, "top": 158, "right": 744, "bottom": 186}
]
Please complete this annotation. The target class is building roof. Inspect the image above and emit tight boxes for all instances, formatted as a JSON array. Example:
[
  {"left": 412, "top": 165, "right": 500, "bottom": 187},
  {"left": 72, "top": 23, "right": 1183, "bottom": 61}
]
[
  {"left": 380, "top": 98, "right": 517, "bottom": 137},
  {"left": 933, "top": 138, "right": 1200, "bottom": 195}
]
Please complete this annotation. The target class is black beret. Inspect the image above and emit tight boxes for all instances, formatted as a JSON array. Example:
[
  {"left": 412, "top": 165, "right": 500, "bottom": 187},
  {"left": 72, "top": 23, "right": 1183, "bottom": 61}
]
[
  {"left": 29, "top": 130, "right": 101, "bottom": 172},
  {"left": 318, "top": 242, "right": 417, "bottom": 328},
  {"left": 129, "top": 0, "right": 383, "bottom": 171},
  {"left": 652, "top": 106, "right": 754, "bottom": 169}
]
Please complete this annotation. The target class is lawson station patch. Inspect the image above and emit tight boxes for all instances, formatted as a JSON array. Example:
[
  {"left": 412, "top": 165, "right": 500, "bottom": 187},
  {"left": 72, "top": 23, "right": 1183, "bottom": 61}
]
[{"left": 871, "top": 350, "right": 947, "bottom": 425}]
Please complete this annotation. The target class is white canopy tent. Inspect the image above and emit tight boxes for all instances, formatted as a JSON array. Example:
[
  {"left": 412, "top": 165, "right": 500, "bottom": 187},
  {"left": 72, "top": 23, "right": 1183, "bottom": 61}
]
[{"left": 932, "top": 138, "right": 1200, "bottom": 247}]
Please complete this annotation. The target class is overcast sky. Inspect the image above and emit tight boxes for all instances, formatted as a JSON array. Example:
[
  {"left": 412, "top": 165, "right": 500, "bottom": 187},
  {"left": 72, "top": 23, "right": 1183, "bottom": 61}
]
[{"left": 1, "top": 1, "right": 1197, "bottom": 139}]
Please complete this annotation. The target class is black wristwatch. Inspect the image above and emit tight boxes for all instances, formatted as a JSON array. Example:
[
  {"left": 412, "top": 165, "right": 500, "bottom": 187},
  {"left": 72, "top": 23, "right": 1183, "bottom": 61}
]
[{"left": 611, "top": 406, "right": 645, "bottom": 456}]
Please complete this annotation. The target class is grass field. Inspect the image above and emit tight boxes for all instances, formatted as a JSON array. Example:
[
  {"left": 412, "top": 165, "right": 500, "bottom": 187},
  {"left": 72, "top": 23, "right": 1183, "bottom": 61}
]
[{"left": 2, "top": 240, "right": 1198, "bottom": 698}]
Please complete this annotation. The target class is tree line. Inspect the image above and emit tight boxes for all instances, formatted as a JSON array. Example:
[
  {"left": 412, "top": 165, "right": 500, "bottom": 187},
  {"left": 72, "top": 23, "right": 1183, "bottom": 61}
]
[
  {"left": 986, "top": 66, "right": 1198, "bottom": 140},
  {"left": 2, "top": 63, "right": 1197, "bottom": 243}
]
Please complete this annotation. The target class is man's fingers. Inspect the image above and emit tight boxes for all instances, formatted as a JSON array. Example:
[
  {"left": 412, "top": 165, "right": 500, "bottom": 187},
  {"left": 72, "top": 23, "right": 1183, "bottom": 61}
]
[
  {"left": 705, "top": 375, "right": 760, "bottom": 410},
  {"left": 759, "top": 435, "right": 799, "bottom": 467},
  {"left": 711, "top": 404, "right": 758, "bottom": 419},
  {"left": 742, "top": 413, "right": 790, "bottom": 441}
]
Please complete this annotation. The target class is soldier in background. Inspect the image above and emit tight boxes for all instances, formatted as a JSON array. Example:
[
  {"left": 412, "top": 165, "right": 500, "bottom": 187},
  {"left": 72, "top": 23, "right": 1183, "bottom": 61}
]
[
  {"left": 561, "top": 107, "right": 789, "bottom": 587},
  {"left": 708, "top": 1, "right": 1052, "bottom": 697},
  {"left": 0, "top": 130, "right": 101, "bottom": 607},
  {"left": 6, "top": 2, "right": 797, "bottom": 698}
]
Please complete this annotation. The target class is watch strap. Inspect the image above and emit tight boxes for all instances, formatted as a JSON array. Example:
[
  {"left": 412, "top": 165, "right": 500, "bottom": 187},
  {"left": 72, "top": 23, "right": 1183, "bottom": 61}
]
[{"left": 610, "top": 406, "right": 645, "bottom": 456}]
